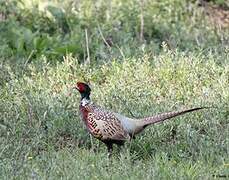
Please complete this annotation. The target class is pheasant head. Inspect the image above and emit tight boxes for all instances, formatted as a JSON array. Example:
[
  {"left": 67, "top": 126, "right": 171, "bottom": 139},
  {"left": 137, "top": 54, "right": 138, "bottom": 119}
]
[{"left": 74, "top": 82, "right": 91, "bottom": 100}]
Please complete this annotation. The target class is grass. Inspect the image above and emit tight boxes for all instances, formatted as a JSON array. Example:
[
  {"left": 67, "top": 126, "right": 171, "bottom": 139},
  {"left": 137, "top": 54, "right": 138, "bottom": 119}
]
[{"left": 0, "top": 0, "right": 229, "bottom": 179}]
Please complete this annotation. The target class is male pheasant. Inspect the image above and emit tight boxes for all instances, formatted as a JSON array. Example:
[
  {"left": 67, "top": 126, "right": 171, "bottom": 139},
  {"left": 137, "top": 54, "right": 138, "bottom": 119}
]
[{"left": 74, "top": 82, "right": 205, "bottom": 157}]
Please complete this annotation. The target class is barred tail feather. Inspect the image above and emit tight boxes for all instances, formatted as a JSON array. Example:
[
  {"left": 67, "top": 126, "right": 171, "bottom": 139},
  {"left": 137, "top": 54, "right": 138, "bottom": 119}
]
[{"left": 142, "top": 107, "right": 206, "bottom": 128}]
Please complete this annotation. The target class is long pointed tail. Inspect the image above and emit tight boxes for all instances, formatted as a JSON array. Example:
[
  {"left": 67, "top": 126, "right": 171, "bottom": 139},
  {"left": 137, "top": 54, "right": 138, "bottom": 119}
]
[{"left": 141, "top": 107, "right": 206, "bottom": 128}]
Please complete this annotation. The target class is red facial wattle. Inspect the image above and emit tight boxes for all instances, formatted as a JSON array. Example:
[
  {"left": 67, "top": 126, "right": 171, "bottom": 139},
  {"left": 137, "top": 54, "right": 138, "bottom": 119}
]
[{"left": 76, "top": 82, "right": 85, "bottom": 92}]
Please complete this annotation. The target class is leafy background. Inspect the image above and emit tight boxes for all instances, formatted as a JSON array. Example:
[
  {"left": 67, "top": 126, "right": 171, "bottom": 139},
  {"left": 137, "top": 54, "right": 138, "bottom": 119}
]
[{"left": 0, "top": 0, "right": 228, "bottom": 179}]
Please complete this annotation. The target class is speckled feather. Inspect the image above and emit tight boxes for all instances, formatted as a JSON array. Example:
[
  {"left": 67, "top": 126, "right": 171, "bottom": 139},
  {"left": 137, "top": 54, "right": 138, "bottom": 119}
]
[{"left": 80, "top": 101, "right": 130, "bottom": 142}]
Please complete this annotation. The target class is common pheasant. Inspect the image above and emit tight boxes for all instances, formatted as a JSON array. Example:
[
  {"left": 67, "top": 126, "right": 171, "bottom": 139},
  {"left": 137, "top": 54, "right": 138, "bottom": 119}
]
[{"left": 74, "top": 82, "right": 206, "bottom": 157}]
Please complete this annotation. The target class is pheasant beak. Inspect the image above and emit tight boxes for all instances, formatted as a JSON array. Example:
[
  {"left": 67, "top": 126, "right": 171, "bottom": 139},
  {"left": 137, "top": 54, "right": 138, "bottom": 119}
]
[{"left": 73, "top": 86, "right": 79, "bottom": 91}]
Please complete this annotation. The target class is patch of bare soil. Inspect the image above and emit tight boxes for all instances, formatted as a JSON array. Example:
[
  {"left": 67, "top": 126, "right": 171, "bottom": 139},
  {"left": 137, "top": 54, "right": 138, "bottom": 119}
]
[{"left": 199, "top": 0, "right": 229, "bottom": 28}]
